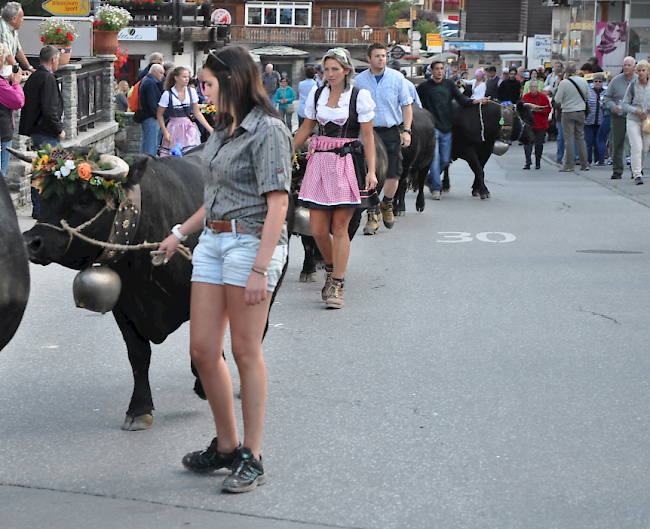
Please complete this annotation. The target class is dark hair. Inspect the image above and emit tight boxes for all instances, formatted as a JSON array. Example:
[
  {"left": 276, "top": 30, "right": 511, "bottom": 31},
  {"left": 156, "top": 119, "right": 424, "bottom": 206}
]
[
  {"left": 580, "top": 62, "right": 593, "bottom": 73},
  {"left": 204, "top": 46, "right": 279, "bottom": 129},
  {"left": 430, "top": 60, "right": 444, "bottom": 69},
  {"left": 280, "top": 76, "right": 288, "bottom": 82},
  {"left": 305, "top": 66, "right": 316, "bottom": 78},
  {"left": 163, "top": 66, "right": 189, "bottom": 91},
  {"left": 366, "top": 43, "right": 386, "bottom": 58},
  {"left": 487, "top": 66, "right": 497, "bottom": 72},
  {"left": 509, "top": 68, "right": 517, "bottom": 74},
  {"left": 40, "top": 45, "right": 59, "bottom": 65}
]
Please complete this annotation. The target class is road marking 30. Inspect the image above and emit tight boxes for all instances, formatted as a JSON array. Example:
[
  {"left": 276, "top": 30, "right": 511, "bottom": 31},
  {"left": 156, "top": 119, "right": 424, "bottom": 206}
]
[{"left": 437, "top": 232, "right": 516, "bottom": 243}]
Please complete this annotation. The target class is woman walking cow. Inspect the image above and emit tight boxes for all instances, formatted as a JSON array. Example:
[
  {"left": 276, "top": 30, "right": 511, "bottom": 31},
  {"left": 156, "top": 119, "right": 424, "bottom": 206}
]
[
  {"left": 159, "top": 46, "right": 292, "bottom": 493},
  {"left": 293, "top": 47, "right": 377, "bottom": 309}
]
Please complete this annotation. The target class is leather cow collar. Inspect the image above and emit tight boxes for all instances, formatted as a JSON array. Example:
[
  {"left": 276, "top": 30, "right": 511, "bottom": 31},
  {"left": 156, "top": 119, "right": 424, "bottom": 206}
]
[{"left": 97, "top": 184, "right": 142, "bottom": 265}]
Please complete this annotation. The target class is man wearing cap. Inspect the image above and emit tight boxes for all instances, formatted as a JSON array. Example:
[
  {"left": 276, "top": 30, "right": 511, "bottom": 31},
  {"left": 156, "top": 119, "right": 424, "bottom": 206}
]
[
  {"left": 603, "top": 56, "right": 637, "bottom": 179},
  {"left": 584, "top": 72, "right": 607, "bottom": 166},
  {"left": 314, "top": 64, "right": 323, "bottom": 87},
  {"left": 555, "top": 61, "right": 590, "bottom": 172},
  {"left": 355, "top": 43, "right": 413, "bottom": 233}
]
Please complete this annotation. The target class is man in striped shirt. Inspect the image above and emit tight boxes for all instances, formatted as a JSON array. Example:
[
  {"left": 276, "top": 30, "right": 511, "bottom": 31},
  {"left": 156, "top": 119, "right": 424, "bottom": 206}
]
[{"left": 0, "top": 3, "right": 34, "bottom": 77}]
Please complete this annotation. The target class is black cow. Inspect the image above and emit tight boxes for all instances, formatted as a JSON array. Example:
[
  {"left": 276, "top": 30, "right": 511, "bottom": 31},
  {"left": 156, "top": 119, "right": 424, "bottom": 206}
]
[
  {"left": 20, "top": 149, "right": 291, "bottom": 431},
  {"left": 0, "top": 176, "right": 30, "bottom": 351},
  {"left": 292, "top": 130, "right": 388, "bottom": 282},
  {"left": 393, "top": 104, "right": 436, "bottom": 215},
  {"left": 432, "top": 102, "right": 535, "bottom": 202}
]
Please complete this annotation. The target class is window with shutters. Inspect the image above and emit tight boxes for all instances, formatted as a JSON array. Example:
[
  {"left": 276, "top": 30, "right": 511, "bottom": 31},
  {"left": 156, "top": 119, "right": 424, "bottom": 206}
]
[{"left": 321, "top": 8, "right": 358, "bottom": 28}]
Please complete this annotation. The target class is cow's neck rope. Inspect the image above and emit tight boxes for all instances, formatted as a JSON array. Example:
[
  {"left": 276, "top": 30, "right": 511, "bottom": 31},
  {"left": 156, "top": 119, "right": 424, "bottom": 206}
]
[
  {"left": 35, "top": 204, "right": 192, "bottom": 264},
  {"left": 478, "top": 101, "right": 526, "bottom": 143}
]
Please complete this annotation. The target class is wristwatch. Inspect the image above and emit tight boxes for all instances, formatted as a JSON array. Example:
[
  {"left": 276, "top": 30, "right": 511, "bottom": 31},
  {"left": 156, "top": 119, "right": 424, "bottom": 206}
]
[
  {"left": 403, "top": 129, "right": 412, "bottom": 134},
  {"left": 171, "top": 224, "right": 187, "bottom": 242}
]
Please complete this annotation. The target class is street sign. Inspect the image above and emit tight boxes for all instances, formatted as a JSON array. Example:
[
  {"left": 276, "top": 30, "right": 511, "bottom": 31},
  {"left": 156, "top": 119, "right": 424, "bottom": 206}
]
[
  {"left": 427, "top": 33, "right": 442, "bottom": 53},
  {"left": 42, "top": 0, "right": 90, "bottom": 16},
  {"left": 395, "top": 20, "right": 410, "bottom": 29}
]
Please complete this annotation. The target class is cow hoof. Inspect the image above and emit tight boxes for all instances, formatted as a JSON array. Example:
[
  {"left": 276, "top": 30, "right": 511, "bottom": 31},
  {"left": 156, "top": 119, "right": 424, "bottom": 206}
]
[
  {"left": 363, "top": 226, "right": 378, "bottom": 235},
  {"left": 486, "top": 191, "right": 491, "bottom": 198},
  {"left": 299, "top": 271, "right": 318, "bottom": 282},
  {"left": 121, "top": 414, "right": 153, "bottom": 431},
  {"left": 416, "top": 196, "right": 425, "bottom": 212},
  {"left": 472, "top": 189, "right": 479, "bottom": 197},
  {"left": 480, "top": 192, "right": 488, "bottom": 200},
  {"left": 395, "top": 210, "right": 405, "bottom": 217}
]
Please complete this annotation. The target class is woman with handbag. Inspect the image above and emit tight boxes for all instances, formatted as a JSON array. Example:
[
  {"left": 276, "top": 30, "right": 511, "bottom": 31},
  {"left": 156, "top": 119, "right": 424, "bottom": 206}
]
[
  {"left": 157, "top": 66, "right": 214, "bottom": 156},
  {"left": 293, "top": 48, "right": 377, "bottom": 309},
  {"left": 275, "top": 77, "right": 295, "bottom": 129},
  {"left": 622, "top": 60, "right": 650, "bottom": 185}
]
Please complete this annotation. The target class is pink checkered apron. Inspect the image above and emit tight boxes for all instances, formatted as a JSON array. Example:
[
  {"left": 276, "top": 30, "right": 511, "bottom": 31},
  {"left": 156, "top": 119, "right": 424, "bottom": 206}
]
[{"left": 298, "top": 135, "right": 361, "bottom": 207}]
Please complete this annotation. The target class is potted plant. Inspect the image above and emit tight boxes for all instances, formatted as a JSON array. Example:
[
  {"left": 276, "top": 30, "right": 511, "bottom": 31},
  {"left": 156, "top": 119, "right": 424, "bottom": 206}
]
[
  {"left": 93, "top": 5, "right": 133, "bottom": 55},
  {"left": 37, "top": 18, "right": 79, "bottom": 65}
]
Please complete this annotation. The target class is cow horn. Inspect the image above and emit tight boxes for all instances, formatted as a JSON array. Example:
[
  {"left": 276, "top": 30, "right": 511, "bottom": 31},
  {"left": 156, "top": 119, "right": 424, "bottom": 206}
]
[
  {"left": 6, "top": 147, "right": 36, "bottom": 163},
  {"left": 92, "top": 154, "right": 130, "bottom": 180}
]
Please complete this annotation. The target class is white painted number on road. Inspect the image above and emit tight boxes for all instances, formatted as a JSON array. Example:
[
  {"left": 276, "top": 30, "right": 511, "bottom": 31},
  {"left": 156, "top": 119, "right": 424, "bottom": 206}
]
[
  {"left": 437, "top": 232, "right": 516, "bottom": 243},
  {"left": 437, "top": 232, "right": 473, "bottom": 243},
  {"left": 475, "top": 232, "right": 516, "bottom": 243}
]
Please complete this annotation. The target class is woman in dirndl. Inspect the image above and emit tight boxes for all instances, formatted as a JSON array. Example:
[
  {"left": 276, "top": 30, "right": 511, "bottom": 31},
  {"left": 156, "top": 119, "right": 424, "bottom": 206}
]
[
  {"left": 293, "top": 47, "right": 377, "bottom": 309},
  {"left": 157, "top": 66, "right": 214, "bottom": 156}
]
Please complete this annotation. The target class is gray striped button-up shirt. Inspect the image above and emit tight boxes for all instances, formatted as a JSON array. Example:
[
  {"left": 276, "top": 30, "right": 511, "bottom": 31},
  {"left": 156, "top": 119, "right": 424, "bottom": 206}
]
[{"left": 202, "top": 106, "right": 292, "bottom": 245}]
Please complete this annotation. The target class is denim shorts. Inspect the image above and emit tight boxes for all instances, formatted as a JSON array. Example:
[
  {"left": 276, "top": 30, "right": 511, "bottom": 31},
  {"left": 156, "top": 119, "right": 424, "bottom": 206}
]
[{"left": 191, "top": 227, "right": 287, "bottom": 291}]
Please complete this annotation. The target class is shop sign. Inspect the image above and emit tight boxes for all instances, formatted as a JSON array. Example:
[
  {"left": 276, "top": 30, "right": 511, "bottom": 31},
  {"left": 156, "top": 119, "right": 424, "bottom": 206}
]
[
  {"left": 118, "top": 28, "right": 158, "bottom": 41},
  {"left": 427, "top": 33, "right": 442, "bottom": 53},
  {"left": 459, "top": 42, "right": 484, "bottom": 51},
  {"left": 42, "top": 0, "right": 89, "bottom": 16}
]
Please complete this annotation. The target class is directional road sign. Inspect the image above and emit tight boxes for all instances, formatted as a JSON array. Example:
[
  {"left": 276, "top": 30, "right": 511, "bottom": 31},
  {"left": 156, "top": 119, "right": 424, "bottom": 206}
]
[{"left": 42, "top": 0, "right": 90, "bottom": 17}]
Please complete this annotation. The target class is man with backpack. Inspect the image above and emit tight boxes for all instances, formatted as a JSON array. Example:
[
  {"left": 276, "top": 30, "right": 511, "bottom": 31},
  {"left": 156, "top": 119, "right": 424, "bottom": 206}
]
[
  {"left": 139, "top": 63, "right": 164, "bottom": 155},
  {"left": 554, "top": 61, "right": 590, "bottom": 172}
]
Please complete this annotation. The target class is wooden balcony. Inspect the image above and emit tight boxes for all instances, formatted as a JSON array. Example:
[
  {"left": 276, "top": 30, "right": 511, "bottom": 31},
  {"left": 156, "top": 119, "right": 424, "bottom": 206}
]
[
  {"left": 230, "top": 26, "right": 399, "bottom": 46},
  {"left": 110, "top": 1, "right": 210, "bottom": 27}
]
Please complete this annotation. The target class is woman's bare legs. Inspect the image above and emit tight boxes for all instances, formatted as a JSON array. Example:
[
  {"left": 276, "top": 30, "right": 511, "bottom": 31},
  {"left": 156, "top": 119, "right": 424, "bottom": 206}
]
[
  {"left": 189, "top": 282, "right": 239, "bottom": 454},
  {"left": 310, "top": 207, "right": 354, "bottom": 279},
  {"left": 225, "top": 284, "right": 273, "bottom": 460}
]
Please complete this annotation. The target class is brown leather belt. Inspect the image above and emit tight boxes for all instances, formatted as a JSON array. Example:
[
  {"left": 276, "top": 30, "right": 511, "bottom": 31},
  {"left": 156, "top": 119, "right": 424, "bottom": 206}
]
[{"left": 206, "top": 219, "right": 248, "bottom": 234}]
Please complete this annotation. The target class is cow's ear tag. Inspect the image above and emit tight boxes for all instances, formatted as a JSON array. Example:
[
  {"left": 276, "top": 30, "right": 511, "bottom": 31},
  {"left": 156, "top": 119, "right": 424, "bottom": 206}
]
[{"left": 499, "top": 118, "right": 505, "bottom": 125}]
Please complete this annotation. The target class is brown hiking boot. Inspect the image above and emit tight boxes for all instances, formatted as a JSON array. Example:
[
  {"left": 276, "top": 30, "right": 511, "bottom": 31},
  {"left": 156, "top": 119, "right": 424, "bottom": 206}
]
[
  {"left": 379, "top": 200, "right": 395, "bottom": 229},
  {"left": 321, "top": 270, "right": 333, "bottom": 300},
  {"left": 363, "top": 210, "right": 379, "bottom": 235},
  {"left": 325, "top": 280, "right": 344, "bottom": 309}
]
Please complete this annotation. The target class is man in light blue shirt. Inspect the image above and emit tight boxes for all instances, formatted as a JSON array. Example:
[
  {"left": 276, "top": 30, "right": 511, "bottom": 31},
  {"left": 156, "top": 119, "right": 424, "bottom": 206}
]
[
  {"left": 355, "top": 43, "right": 413, "bottom": 234},
  {"left": 387, "top": 59, "right": 422, "bottom": 107}
]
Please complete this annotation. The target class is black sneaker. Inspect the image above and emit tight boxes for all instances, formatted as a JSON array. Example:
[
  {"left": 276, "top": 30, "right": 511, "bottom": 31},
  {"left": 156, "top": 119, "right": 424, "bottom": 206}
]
[
  {"left": 182, "top": 437, "right": 239, "bottom": 473},
  {"left": 222, "top": 447, "right": 267, "bottom": 493}
]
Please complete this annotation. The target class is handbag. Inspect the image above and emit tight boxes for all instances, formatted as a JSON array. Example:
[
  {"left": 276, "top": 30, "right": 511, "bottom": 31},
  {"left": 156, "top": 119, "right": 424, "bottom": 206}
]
[
  {"left": 280, "top": 88, "right": 296, "bottom": 113},
  {"left": 133, "top": 107, "right": 147, "bottom": 123}
]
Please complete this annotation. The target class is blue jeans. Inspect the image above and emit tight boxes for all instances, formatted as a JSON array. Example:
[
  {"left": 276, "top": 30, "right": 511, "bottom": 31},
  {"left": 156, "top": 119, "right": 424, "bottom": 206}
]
[
  {"left": 556, "top": 121, "right": 578, "bottom": 162},
  {"left": 140, "top": 117, "right": 162, "bottom": 156},
  {"left": 30, "top": 134, "right": 61, "bottom": 215},
  {"left": 426, "top": 129, "right": 452, "bottom": 191},
  {"left": 584, "top": 124, "right": 603, "bottom": 164},
  {"left": 1, "top": 139, "right": 11, "bottom": 177},
  {"left": 597, "top": 115, "right": 610, "bottom": 162}
]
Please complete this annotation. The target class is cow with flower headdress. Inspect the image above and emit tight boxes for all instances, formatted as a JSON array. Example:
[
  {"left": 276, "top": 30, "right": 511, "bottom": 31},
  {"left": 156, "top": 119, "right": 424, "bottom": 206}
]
[{"left": 13, "top": 144, "right": 209, "bottom": 430}]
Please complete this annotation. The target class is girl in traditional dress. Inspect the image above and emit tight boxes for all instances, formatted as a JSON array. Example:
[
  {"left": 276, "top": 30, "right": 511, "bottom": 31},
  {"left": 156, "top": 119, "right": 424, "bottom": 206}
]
[
  {"left": 157, "top": 66, "right": 213, "bottom": 156},
  {"left": 293, "top": 47, "right": 377, "bottom": 309}
]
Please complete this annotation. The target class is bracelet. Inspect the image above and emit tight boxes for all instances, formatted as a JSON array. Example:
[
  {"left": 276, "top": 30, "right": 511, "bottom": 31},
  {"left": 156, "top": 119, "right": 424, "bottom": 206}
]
[
  {"left": 171, "top": 224, "right": 187, "bottom": 242},
  {"left": 251, "top": 267, "right": 268, "bottom": 277},
  {"left": 252, "top": 265, "right": 268, "bottom": 271}
]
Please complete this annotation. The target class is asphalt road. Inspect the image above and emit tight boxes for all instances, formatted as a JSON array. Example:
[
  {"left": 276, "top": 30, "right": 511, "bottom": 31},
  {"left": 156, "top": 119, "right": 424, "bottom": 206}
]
[{"left": 2, "top": 144, "right": 649, "bottom": 528}]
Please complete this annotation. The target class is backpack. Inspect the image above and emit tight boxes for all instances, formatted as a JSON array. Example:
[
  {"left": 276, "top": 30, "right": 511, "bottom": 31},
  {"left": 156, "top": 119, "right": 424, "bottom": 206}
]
[{"left": 128, "top": 79, "right": 143, "bottom": 112}]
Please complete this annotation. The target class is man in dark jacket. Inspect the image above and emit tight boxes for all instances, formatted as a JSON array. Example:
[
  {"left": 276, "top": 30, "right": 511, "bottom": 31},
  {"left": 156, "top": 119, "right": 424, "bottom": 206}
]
[
  {"left": 19, "top": 45, "right": 63, "bottom": 218},
  {"left": 485, "top": 66, "right": 499, "bottom": 99},
  {"left": 497, "top": 68, "right": 522, "bottom": 104},
  {"left": 417, "top": 60, "right": 487, "bottom": 199},
  {"left": 138, "top": 63, "right": 164, "bottom": 155},
  {"left": 134, "top": 51, "right": 163, "bottom": 83}
]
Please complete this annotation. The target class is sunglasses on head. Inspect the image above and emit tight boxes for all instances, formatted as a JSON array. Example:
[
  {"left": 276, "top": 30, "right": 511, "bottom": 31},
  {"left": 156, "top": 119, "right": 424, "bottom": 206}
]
[
  {"left": 208, "top": 49, "right": 230, "bottom": 71},
  {"left": 327, "top": 48, "right": 349, "bottom": 64}
]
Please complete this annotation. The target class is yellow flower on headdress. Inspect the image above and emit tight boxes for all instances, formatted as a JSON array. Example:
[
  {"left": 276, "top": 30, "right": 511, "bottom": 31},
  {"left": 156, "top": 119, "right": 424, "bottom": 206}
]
[{"left": 36, "top": 155, "right": 50, "bottom": 171}]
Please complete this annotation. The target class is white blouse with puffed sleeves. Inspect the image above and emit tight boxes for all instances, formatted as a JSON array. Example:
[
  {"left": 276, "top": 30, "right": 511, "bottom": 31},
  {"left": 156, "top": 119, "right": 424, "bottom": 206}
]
[{"left": 304, "top": 85, "right": 375, "bottom": 127}]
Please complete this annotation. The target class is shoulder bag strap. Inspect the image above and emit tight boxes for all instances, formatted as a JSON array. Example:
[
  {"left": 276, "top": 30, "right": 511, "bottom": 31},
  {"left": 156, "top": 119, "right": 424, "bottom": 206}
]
[{"left": 567, "top": 77, "right": 587, "bottom": 102}]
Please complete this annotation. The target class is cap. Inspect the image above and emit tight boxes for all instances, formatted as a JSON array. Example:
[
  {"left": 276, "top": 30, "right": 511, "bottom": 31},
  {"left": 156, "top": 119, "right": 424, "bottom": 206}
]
[
  {"left": 592, "top": 72, "right": 605, "bottom": 81},
  {"left": 475, "top": 68, "right": 484, "bottom": 77},
  {"left": 387, "top": 59, "right": 402, "bottom": 70},
  {"left": 315, "top": 65, "right": 323, "bottom": 72},
  {"left": 589, "top": 56, "right": 599, "bottom": 62}
]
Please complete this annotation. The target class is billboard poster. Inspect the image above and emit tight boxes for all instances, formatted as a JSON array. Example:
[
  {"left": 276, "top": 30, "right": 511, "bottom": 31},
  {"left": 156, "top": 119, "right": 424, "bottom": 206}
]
[{"left": 596, "top": 22, "right": 626, "bottom": 75}]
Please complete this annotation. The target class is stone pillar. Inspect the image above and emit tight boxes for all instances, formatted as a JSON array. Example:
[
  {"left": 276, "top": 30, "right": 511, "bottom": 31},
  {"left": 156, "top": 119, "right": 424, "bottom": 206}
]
[
  {"left": 98, "top": 55, "right": 116, "bottom": 123},
  {"left": 57, "top": 64, "right": 79, "bottom": 141}
]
